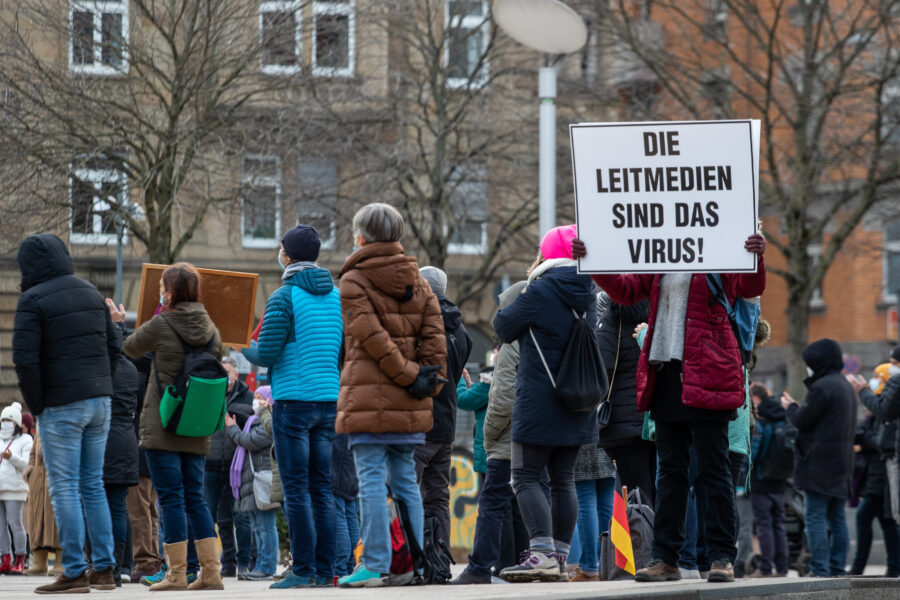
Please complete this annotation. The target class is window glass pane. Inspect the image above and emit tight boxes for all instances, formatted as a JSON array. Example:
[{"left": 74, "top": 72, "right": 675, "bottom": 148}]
[
  {"left": 244, "top": 186, "right": 278, "bottom": 239},
  {"left": 298, "top": 158, "right": 337, "bottom": 237},
  {"left": 261, "top": 11, "right": 297, "bottom": 66},
  {"left": 887, "top": 251, "right": 900, "bottom": 297},
  {"left": 448, "top": 167, "right": 487, "bottom": 248},
  {"left": 101, "top": 12, "right": 123, "bottom": 66},
  {"left": 449, "top": 0, "right": 484, "bottom": 19},
  {"left": 448, "top": 27, "right": 484, "bottom": 80},
  {"left": 97, "top": 181, "right": 119, "bottom": 234},
  {"left": 72, "top": 11, "right": 94, "bottom": 65},
  {"left": 71, "top": 179, "right": 94, "bottom": 233},
  {"left": 887, "top": 220, "right": 900, "bottom": 242},
  {"left": 315, "top": 14, "right": 349, "bottom": 69}
]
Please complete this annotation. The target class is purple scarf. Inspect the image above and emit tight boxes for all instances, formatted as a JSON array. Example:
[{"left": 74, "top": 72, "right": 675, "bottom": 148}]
[{"left": 230, "top": 415, "right": 258, "bottom": 500}]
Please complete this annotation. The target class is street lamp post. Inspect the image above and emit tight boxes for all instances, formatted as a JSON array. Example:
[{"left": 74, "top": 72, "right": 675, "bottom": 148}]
[{"left": 493, "top": 0, "right": 587, "bottom": 239}]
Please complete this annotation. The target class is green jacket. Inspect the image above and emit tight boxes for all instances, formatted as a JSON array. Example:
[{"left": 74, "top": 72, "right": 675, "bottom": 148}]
[{"left": 458, "top": 379, "right": 490, "bottom": 473}]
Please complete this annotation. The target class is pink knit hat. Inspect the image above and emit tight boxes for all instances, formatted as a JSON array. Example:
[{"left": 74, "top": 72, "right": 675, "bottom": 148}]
[{"left": 539, "top": 224, "right": 578, "bottom": 260}]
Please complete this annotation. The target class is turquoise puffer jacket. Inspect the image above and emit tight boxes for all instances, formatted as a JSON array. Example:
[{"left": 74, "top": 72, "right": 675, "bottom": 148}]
[{"left": 243, "top": 268, "right": 342, "bottom": 402}]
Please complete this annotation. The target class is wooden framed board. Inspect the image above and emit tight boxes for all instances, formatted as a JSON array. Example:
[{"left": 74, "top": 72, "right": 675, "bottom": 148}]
[{"left": 136, "top": 263, "right": 259, "bottom": 348}]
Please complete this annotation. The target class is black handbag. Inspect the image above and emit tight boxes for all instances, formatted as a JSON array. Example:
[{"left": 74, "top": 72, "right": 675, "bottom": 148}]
[
  {"left": 530, "top": 309, "right": 609, "bottom": 413},
  {"left": 595, "top": 318, "right": 621, "bottom": 431}
]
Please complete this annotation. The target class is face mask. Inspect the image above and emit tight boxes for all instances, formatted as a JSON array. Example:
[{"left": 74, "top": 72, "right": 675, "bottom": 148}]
[
  {"left": 159, "top": 294, "right": 165, "bottom": 306},
  {"left": 890, "top": 365, "right": 900, "bottom": 378},
  {"left": 806, "top": 366, "right": 815, "bottom": 378},
  {"left": 870, "top": 378, "right": 882, "bottom": 392},
  {"left": 252, "top": 399, "right": 261, "bottom": 413},
  {"left": 276, "top": 254, "right": 285, "bottom": 270},
  {"left": 0, "top": 422, "right": 14, "bottom": 438}
]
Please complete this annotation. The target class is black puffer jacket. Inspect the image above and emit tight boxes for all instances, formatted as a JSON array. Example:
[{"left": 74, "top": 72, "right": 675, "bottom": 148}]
[
  {"left": 751, "top": 395, "right": 788, "bottom": 495},
  {"left": 857, "top": 415, "right": 886, "bottom": 499},
  {"left": 206, "top": 380, "right": 254, "bottom": 472},
  {"left": 426, "top": 295, "right": 473, "bottom": 444},
  {"left": 331, "top": 433, "right": 358, "bottom": 501},
  {"left": 104, "top": 351, "right": 140, "bottom": 487},
  {"left": 787, "top": 339, "right": 857, "bottom": 499},
  {"left": 13, "top": 234, "right": 121, "bottom": 415},
  {"left": 597, "top": 300, "right": 650, "bottom": 449}
]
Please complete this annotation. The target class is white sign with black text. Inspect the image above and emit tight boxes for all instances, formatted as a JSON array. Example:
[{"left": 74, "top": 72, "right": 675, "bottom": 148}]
[{"left": 570, "top": 120, "right": 760, "bottom": 274}]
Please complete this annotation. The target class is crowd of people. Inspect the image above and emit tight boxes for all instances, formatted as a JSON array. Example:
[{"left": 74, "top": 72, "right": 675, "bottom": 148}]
[{"left": 4, "top": 205, "right": 900, "bottom": 594}]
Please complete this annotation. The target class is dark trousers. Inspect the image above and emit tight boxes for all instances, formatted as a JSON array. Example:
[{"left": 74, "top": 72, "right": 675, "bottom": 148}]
[
  {"left": 498, "top": 497, "right": 530, "bottom": 570},
  {"left": 202, "top": 469, "right": 252, "bottom": 570},
  {"left": 146, "top": 450, "right": 217, "bottom": 544},
  {"left": 751, "top": 492, "right": 789, "bottom": 575},
  {"left": 511, "top": 443, "right": 580, "bottom": 552},
  {"left": 605, "top": 440, "right": 657, "bottom": 504},
  {"left": 414, "top": 441, "right": 452, "bottom": 547},
  {"left": 852, "top": 494, "right": 900, "bottom": 575},
  {"left": 653, "top": 420, "right": 736, "bottom": 566},
  {"left": 467, "top": 459, "right": 516, "bottom": 578}
]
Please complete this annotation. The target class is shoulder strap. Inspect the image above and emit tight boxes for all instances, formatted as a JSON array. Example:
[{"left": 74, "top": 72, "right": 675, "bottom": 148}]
[
  {"left": 152, "top": 315, "right": 216, "bottom": 396},
  {"left": 529, "top": 327, "right": 556, "bottom": 388},
  {"left": 604, "top": 317, "right": 622, "bottom": 404},
  {"left": 706, "top": 274, "right": 735, "bottom": 317}
]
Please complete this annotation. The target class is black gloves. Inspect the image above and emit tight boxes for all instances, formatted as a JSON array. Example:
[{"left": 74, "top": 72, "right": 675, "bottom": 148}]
[{"left": 407, "top": 365, "right": 448, "bottom": 399}]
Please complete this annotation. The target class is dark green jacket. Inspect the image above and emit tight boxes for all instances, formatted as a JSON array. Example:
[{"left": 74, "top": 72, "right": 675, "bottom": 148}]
[{"left": 458, "top": 379, "right": 490, "bottom": 473}]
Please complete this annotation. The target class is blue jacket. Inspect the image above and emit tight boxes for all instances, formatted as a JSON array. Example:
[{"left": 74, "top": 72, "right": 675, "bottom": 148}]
[
  {"left": 493, "top": 264, "right": 599, "bottom": 447},
  {"left": 243, "top": 268, "right": 342, "bottom": 402}
]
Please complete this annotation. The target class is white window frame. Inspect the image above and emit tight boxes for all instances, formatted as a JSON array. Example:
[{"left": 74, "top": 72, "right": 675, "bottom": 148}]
[
  {"left": 241, "top": 155, "right": 282, "bottom": 249},
  {"left": 311, "top": 0, "right": 355, "bottom": 78},
  {"left": 883, "top": 220, "right": 900, "bottom": 304},
  {"left": 808, "top": 243, "right": 825, "bottom": 308},
  {"left": 69, "top": 0, "right": 129, "bottom": 76},
  {"left": 446, "top": 165, "right": 489, "bottom": 255},
  {"left": 69, "top": 167, "right": 128, "bottom": 246},
  {"left": 444, "top": 0, "right": 490, "bottom": 89},
  {"left": 259, "top": 1, "right": 302, "bottom": 76}
]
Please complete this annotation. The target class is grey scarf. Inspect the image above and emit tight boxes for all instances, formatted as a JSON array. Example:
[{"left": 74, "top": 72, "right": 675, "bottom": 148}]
[{"left": 282, "top": 261, "right": 318, "bottom": 281}]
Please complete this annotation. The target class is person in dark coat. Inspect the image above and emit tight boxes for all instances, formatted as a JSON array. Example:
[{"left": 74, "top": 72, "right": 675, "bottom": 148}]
[
  {"left": 104, "top": 348, "right": 140, "bottom": 586},
  {"left": 331, "top": 434, "right": 359, "bottom": 577},
  {"left": 203, "top": 357, "right": 253, "bottom": 578},
  {"left": 414, "top": 266, "right": 473, "bottom": 549},
  {"left": 493, "top": 225, "right": 599, "bottom": 583},
  {"left": 781, "top": 338, "right": 857, "bottom": 577},
  {"left": 12, "top": 234, "right": 120, "bottom": 594},
  {"left": 850, "top": 347, "right": 900, "bottom": 487},
  {"left": 596, "top": 298, "right": 654, "bottom": 502}
]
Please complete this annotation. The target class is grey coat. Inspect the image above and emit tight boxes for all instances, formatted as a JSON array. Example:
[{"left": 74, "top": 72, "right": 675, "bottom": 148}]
[
  {"left": 225, "top": 420, "right": 274, "bottom": 513},
  {"left": 483, "top": 339, "right": 518, "bottom": 462}
]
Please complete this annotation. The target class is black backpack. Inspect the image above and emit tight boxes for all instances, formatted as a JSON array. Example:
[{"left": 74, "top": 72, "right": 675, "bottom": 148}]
[
  {"left": 530, "top": 309, "right": 609, "bottom": 412},
  {"left": 758, "top": 420, "right": 797, "bottom": 481},
  {"left": 391, "top": 496, "right": 454, "bottom": 585}
]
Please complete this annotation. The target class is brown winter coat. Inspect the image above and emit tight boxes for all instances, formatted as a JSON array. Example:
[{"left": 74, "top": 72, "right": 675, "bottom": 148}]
[
  {"left": 24, "top": 432, "right": 59, "bottom": 549},
  {"left": 123, "top": 303, "right": 223, "bottom": 456},
  {"left": 336, "top": 242, "right": 447, "bottom": 434}
]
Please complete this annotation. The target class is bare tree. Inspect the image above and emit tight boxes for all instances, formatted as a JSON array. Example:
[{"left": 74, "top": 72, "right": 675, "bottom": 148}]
[
  {"left": 0, "top": 0, "right": 302, "bottom": 262},
  {"left": 600, "top": 0, "right": 900, "bottom": 397}
]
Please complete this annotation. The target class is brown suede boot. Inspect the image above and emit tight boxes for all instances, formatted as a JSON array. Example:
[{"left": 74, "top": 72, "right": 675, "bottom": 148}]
[
  {"left": 188, "top": 537, "right": 224, "bottom": 591},
  {"left": 635, "top": 558, "right": 681, "bottom": 582},
  {"left": 35, "top": 571, "right": 90, "bottom": 594},
  {"left": 25, "top": 549, "right": 49, "bottom": 576},
  {"left": 150, "top": 542, "right": 188, "bottom": 592}
]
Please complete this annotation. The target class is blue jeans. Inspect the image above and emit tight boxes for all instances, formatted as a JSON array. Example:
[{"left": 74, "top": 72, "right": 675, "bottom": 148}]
[
  {"left": 39, "top": 397, "right": 114, "bottom": 578},
  {"left": 805, "top": 491, "right": 849, "bottom": 577},
  {"left": 146, "top": 451, "right": 216, "bottom": 544},
  {"left": 202, "top": 469, "right": 252, "bottom": 569},
  {"left": 334, "top": 496, "right": 360, "bottom": 576},
  {"left": 575, "top": 478, "right": 616, "bottom": 573},
  {"left": 247, "top": 510, "right": 278, "bottom": 575},
  {"left": 353, "top": 444, "right": 424, "bottom": 574},
  {"left": 272, "top": 401, "right": 336, "bottom": 578}
]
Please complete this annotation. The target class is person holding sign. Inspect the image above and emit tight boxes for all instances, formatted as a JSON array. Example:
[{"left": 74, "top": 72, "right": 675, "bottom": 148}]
[{"left": 572, "top": 232, "right": 766, "bottom": 583}]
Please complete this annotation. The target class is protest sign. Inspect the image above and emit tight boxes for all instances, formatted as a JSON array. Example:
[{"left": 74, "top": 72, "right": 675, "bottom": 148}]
[
  {"left": 136, "top": 264, "right": 259, "bottom": 348},
  {"left": 570, "top": 120, "right": 759, "bottom": 274}
]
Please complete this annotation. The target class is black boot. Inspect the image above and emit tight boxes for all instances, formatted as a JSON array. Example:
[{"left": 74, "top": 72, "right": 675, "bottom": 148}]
[{"left": 113, "top": 543, "right": 125, "bottom": 588}]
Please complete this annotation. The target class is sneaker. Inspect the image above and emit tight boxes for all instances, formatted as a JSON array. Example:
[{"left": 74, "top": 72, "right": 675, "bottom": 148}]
[
  {"left": 707, "top": 559, "right": 735, "bottom": 583},
  {"left": 635, "top": 559, "right": 681, "bottom": 582},
  {"left": 89, "top": 567, "right": 117, "bottom": 590},
  {"left": 338, "top": 564, "right": 389, "bottom": 588},
  {"left": 679, "top": 568, "right": 702, "bottom": 580},
  {"left": 499, "top": 550, "right": 560, "bottom": 583},
  {"left": 244, "top": 570, "right": 274, "bottom": 581},
  {"left": 269, "top": 573, "right": 315, "bottom": 589},
  {"left": 186, "top": 571, "right": 198, "bottom": 585},
  {"left": 570, "top": 567, "right": 600, "bottom": 582},
  {"left": 130, "top": 566, "right": 159, "bottom": 584},
  {"left": 549, "top": 553, "right": 569, "bottom": 582},
  {"left": 450, "top": 569, "right": 492, "bottom": 585},
  {"left": 35, "top": 571, "right": 91, "bottom": 595},
  {"left": 273, "top": 566, "right": 292, "bottom": 582},
  {"left": 141, "top": 565, "right": 168, "bottom": 586},
  {"left": 314, "top": 575, "right": 336, "bottom": 587},
  {"left": 237, "top": 566, "right": 250, "bottom": 580},
  {"left": 385, "top": 571, "right": 414, "bottom": 586},
  {"left": 220, "top": 565, "right": 236, "bottom": 578}
]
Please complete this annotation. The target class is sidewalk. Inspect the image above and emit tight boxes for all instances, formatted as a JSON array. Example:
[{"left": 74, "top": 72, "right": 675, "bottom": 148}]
[{"left": 1, "top": 575, "right": 898, "bottom": 600}]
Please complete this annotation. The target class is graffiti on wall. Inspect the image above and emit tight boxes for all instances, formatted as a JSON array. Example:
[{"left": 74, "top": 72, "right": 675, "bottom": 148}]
[{"left": 449, "top": 448, "right": 481, "bottom": 551}]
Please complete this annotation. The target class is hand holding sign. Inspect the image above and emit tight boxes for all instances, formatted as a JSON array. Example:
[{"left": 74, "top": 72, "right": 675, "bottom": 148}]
[{"left": 573, "top": 233, "right": 763, "bottom": 260}]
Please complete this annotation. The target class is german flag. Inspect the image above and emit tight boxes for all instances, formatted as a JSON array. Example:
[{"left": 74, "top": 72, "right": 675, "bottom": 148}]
[{"left": 610, "top": 471, "right": 635, "bottom": 575}]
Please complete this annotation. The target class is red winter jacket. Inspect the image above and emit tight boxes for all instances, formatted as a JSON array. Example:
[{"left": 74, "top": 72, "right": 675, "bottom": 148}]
[{"left": 592, "top": 258, "right": 766, "bottom": 412}]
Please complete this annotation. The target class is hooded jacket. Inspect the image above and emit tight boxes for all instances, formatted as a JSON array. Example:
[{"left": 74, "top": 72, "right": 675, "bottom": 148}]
[
  {"left": 242, "top": 267, "right": 342, "bottom": 402},
  {"left": 493, "top": 263, "right": 599, "bottom": 446},
  {"left": 750, "top": 394, "right": 788, "bottom": 494},
  {"left": 592, "top": 259, "right": 766, "bottom": 413},
  {"left": 123, "top": 304, "right": 223, "bottom": 455},
  {"left": 596, "top": 300, "right": 650, "bottom": 449},
  {"left": 786, "top": 339, "right": 857, "bottom": 498},
  {"left": 859, "top": 374, "right": 900, "bottom": 462},
  {"left": 0, "top": 431, "right": 33, "bottom": 501},
  {"left": 103, "top": 351, "right": 140, "bottom": 487},
  {"left": 482, "top": 281, "right": 526, "bottom": 463},
  {"left": 206, "top": 379, "right": 254, "bottom": 472},
  {"left": 13, "top": 234, "right": 122, "bottom": 415},
  {"left": 336, "top": 242, "right": 447, "bottom": 435},
  {"left": 226, "top": 404, "right": 274, "bottom": 513},
  {"left": 427, "top": 295, "right": 473, "bottom": 443}
]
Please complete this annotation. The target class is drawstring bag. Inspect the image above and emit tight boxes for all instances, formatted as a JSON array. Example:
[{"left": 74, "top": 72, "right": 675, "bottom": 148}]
[{"left": 530, "top": 309, "right": 609, "bottom": 413}]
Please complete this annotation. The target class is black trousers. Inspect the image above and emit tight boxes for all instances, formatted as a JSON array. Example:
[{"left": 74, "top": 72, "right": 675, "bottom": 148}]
[
  {"left": 605, "top": 439, "right": 657, "bottom": 504},
  {"left": 653, "top": 420, "right": 736, "bottom": 566},
  {"left": 414, "top": 441, "right": 453, "bottom": 547}
]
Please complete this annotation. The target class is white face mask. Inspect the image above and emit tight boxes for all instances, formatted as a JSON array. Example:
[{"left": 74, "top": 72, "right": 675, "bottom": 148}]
[
  {"left": 0, "top": 422, "right": 14, "bottom": 438},
  {"left": 252, "top": 399, "right": 263, "bottom": 413},
  {"left": 890, "top": 365, "right": 900, "bottom": 378},
  {"left": 870, "top": 378, "right": 882, "bottom": 392},
  {"left": 806, "top": 366, "right": 815, "bottom": 378}
]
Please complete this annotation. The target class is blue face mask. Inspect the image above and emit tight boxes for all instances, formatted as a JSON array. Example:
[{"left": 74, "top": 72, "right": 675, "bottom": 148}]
[
  {"left": 159, "top": 294, "right": 165, "bottom": 306},
  {"left": 276, "top": 254, "right": 285, "bottom": 270}
]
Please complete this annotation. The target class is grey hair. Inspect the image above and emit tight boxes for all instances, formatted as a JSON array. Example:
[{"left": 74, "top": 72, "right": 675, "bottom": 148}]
[
  {"left": 221, "top": 357, "right": 238, "bottom": 370},
  {"left": 352, "top": 203, "right": 404, "bottom": 243}
]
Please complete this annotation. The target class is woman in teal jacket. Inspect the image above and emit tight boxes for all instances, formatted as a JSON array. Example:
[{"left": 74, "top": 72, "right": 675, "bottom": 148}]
[
  {"left": 241, "top": 225, "right": 343, "bottom": 589},
  {"left": 458, "top": 365, "right": 493, "bottom": 476}
]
